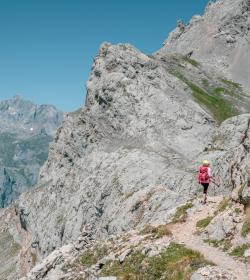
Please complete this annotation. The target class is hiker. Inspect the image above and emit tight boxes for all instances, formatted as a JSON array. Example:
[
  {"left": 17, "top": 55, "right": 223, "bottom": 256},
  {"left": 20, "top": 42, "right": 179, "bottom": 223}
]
[{"left": 198, "top": 160, "right": 212, "bottom": 204}]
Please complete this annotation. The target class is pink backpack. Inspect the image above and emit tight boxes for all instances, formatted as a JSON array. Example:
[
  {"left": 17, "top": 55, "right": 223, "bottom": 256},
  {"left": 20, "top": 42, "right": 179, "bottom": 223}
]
[{"left": 199, "top": 166, "right": 209, "bottom": 183}]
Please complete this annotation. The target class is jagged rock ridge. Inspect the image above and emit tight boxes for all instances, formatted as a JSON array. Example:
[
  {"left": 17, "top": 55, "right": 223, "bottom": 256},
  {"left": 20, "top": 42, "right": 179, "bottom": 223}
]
[{"left": 158, "top": 0, "right": 250, "bottom": 94}]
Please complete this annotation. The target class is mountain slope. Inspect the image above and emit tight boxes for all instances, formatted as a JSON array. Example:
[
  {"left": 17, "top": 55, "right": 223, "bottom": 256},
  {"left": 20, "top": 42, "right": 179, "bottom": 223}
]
[
  {"left": 0, "top": 96, "right": 63, "bottom": 207},
  {"left": 158, "top": 0, "right": 250, "bottom": 94},
  {"left": 18, "top": 40, "right": 249, "bottom": 259},
  {"left": 0, "top": 0, "right": 249, "bottom": 279}
]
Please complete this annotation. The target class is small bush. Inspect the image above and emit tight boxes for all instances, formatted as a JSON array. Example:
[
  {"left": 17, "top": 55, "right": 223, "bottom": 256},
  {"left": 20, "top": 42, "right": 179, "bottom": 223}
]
[
  {"left": 172, "top": 202, "right": 193, "bottom": 223},
  {"left": 81, "top": 245, "right": 109, "bottom": 267},
  {"left": 196, "top": 216, "right": 213, "bottom": 229},
  {"left": 230, "top": 243, "right": 250, "bottom": 257},
  {"left": 234, "top": 208, "right": 241, "bottom": 214},
  {"left": 81, "top": 250, "right": 96, "bottom": 267}
]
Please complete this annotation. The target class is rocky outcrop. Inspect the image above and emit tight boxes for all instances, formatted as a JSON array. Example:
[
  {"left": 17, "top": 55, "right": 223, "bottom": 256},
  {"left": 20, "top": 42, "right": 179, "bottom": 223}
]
[
  {"left": 14, "top": 42, "right": 249, "bottom": 269},
  {"left": 159, "top": 0, "right": 250, "bottom": 94},
  {"left": 191, "top": 266, "right": 237, "bottom": 280},
  {"left": 18, "top": 42, "right": 219, "bottom": 258},
  {"left": 0, "top": 96, "right": 63, "bottom": 207}
]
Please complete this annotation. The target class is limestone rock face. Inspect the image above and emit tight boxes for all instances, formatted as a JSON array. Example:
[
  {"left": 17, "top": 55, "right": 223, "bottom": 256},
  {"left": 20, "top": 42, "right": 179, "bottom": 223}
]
[
  {"left": 18, "top": 43, "right": 216, "bottom": 257},
  {"left": 191, "top": 266, "right": 237, "bottom": 280},
  {"left": 159, "top": 0, "right": 250, "bottom": 94},
  {"left": 201, "top": 114, "right": 250, "bottom": 193},
  {"left": 17, "top": 42, "right": 250, "bottom": 261}
]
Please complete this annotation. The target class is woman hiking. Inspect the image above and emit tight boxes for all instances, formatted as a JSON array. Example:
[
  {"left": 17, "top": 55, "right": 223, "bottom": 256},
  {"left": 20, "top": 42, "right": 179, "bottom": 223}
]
[{"left": 199, "top": 160, "right": 212, "bottom": 204}]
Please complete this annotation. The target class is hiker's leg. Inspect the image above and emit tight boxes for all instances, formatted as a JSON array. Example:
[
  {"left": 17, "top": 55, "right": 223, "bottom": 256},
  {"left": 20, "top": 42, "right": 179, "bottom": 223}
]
[
  {"left": 204, "top": 193, "right": 207, "bottom": 204},
  {"left": 203, "top": 184, "right": 209, "bottom": 204}
]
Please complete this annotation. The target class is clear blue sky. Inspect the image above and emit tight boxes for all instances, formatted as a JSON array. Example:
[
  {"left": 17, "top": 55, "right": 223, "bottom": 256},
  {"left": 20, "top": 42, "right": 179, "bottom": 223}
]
[{"left": 0, "top": 0, "right": 209, "bottom": 112}]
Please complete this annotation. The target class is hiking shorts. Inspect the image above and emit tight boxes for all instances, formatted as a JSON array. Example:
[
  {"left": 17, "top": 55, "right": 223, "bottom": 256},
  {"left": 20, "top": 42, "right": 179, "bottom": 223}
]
[{"left": 201, "top": 183, "right": 209, "bottom": 194}]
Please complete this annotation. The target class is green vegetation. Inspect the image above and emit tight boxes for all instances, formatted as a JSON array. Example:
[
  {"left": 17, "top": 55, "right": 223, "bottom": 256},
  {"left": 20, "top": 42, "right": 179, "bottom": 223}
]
[
  {"left": 204, "top": 239, "right": 232, "bottom": 252},
  {"left": 188, "top": 82, "right": 238, "bottom": 124},
  {"left": 230, "top": 243, "right": 250, "bottom": 258},
  {"left": 183, "top": 57, "right": 200, "bottom": 67},
  {"left": 81, "top": 245, "right": 109, "bottom": 267},
  {"left": 241, "top": 206, "right": 250, "bottom": 237},
  {"left": 234, "top": 208, "right": 241, "bottom": 214},
  {"left": 214, "top": 198, "right": 232, "bottom": 215},
  {"left": 196, "top": 216, "right": 213, "bottom": 229},
  {"left": 172, "top": 202, "right": 193, "bottom": 223},
  {"left": 169, "top": 70, "right": 239, "bottom": 124},
  {"left": 221, "top": 78, "right": 242, "bottom": 89},
  {"left": 100, "top": 242, "right": 213, "bottom": 280},
  {"left": 238, "top": 185, "right": 245, "bottom": 200},
  {"left": 139, "top": 224, "right": 172, "bottom": 238},
  {"left": 81, "top": 250, "right": 96, "bottom": 267}
]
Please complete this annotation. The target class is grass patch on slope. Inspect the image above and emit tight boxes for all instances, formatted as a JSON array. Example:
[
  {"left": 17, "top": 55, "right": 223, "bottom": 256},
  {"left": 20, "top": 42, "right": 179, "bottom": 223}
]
[
  {"left": 241, "top": 206, "right": 250, "bottom": 237},
  {"left": 196, "top": 216, "right": 213, "bottom": 229},
  {"left": 183, "top": 57, "right": 200, "bottom": 67},
  {"left": 100, "top": 242, "right": 213, "bottom": 280},
  {"left": 221, "top": 78, "right": 242, "bottom": 89},
  {"left": 172, "top": 202, "right": 193, "bottom": 223},
  {"left": 187, "top": 82, "right": 238, "bottom": 124},
  {"left": 139, "top": 224, "right": 172, "bottom": 239},
  {"left": 214, "top": 198, "right": 232, "bottom": 215},
  {"left": 204, "top": 239, "right": 232, "bottom": 252},
  {"left": 81, "top": 245, "right": 109, "bottom": 268},
  {"left": 169, "top": 70, "right": 239, "bottom": 124},
  {"left": 230, "top": 243, "right": 250, "bottom": 258}
]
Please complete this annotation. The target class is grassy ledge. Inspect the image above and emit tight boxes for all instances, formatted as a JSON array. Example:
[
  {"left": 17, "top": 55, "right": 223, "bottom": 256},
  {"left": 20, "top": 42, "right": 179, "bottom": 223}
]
[
  {"left": 214, "top": 198, "right": 232, "bottom": 215},
  {"left": 172, "top": 202, "right": 193, "bottom": 223},
  {"left": 183, "top": 57, "right": 200, "bottom": 68},
  {"left": 204, "top": 239, "right": 232, "bottom": 252},
  {"left": 139, "top": 224, "right": 172, "bottom": 239},
  {"left": 169, "top": 70, "right": 240, "bottom": 124},
  {"left": 220, "top": 78, "right": 242, "bottom": 89},
  {"left": 100, "top": 242, "right": 213, "bottom": 280}
]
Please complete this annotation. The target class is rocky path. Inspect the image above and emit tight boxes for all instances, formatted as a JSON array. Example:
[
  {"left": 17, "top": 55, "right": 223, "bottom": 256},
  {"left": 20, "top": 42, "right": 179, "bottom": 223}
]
[{"left": 169, "top": 196, "right": 250, "bottom": 280}]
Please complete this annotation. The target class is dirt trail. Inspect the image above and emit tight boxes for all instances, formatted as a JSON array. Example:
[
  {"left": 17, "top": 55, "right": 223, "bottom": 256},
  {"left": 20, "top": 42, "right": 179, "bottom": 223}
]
[{"left": 169, "top": 196, "right": 250, "bottom": 280}]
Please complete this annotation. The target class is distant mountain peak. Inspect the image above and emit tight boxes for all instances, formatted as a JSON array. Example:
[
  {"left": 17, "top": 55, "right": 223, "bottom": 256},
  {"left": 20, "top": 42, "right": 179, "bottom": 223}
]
[{"left": 0, "top": 96, "right": 64, "bottom": 137}]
